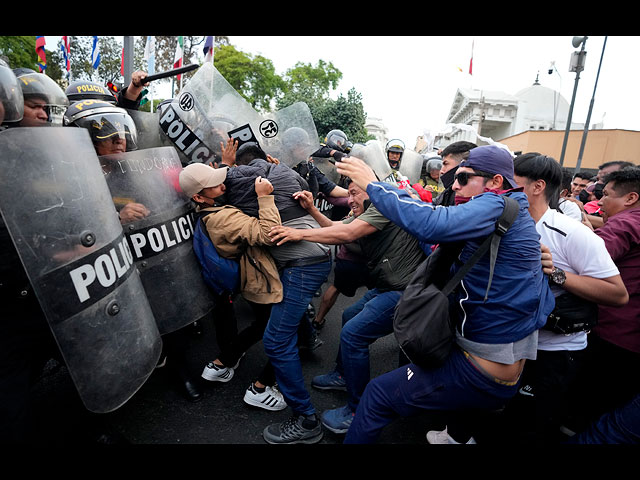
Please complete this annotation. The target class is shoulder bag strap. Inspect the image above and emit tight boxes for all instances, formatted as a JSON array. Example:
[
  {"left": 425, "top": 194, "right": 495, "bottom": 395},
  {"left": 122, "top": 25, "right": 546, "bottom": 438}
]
[{"left": 441, "top": 196, "right": 519, "bottom": 299}]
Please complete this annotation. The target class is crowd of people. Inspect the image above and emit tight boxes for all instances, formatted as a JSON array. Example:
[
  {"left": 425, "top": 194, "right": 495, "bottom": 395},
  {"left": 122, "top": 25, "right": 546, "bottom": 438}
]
[{"left": 1, "top": 61, "right": 638, "bottom": 445}]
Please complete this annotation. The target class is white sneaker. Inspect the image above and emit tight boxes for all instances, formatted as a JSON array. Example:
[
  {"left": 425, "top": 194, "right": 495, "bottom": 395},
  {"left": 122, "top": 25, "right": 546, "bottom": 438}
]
[
  {"left": 201, "top": 361, "right": 234, "bottom": 382},
  {"left": 243, "top": 384, "right": 287, "bottom": 411},
  {"left": 426, "top": 427, "right": 476, "bottom": 444}
]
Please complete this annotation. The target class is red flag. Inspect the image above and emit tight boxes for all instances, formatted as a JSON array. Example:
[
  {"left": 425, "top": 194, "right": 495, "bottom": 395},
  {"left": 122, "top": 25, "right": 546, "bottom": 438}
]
[
  {"left": 469, "top": 40, "right": 474, "bottom": 76},
  {"left": 121, "top": 47, "right": 124, "bottom": 76},
  {"left": 35, "top": 36, "right": 46, "bottom": 72}
]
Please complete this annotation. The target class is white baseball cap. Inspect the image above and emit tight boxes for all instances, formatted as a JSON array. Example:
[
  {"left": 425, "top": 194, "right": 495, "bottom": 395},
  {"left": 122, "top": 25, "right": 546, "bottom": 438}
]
[{"left": 179, "top": 163, "right": 228, "bottom": 198}]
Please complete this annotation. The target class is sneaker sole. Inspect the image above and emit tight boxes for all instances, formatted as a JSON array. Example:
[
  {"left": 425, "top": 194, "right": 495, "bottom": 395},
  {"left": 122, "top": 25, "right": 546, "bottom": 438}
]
[
  {"left": 321, "top": 421, "right": 350, "bottom": 435},
  {"left": 201, "top": 368, "right": 234, "bottom": 382},
  {"left": 243, "top": 394, "right": 287, "bottom": 412},
  {"left": 262, "top": 429, "right": 324, "bottom": 445},
  {"left": 311, "top": 383, "right": 347, "bottom": 391}
]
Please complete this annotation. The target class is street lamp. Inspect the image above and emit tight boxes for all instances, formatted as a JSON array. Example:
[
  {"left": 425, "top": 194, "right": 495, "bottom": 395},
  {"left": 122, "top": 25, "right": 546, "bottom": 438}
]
[
  {"left": 575, "top": 36, "right": 608, "bottom": 173},
  {"left": 559, "top": 36, "right": 588, "bottom": 166},
  {"left": 548, "top": 61, "right": 562, "bottom": 129}
]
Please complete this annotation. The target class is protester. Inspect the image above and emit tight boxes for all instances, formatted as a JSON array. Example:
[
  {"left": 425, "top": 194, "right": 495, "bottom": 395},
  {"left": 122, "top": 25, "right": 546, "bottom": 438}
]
[
  {"left": 564, "top": 166, "right": 640, "bottom": 436},
  {"left": 334, "top": 145, "right": 555, "bottom": 444},
  {"left": 179, "top": 163, "right": 287, "bottom": 411},
  {"left": 269, "top": 179, "right": 426, "bottom": 435},
  {"left": 497, "top": 153, "right": 627, "bottom": 444}
]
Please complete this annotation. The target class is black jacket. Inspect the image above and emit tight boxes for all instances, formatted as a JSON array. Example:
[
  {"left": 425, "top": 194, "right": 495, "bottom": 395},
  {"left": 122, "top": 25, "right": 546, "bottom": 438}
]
[{"left": 223, "top": 159, "right": 310, "bottom": 221}]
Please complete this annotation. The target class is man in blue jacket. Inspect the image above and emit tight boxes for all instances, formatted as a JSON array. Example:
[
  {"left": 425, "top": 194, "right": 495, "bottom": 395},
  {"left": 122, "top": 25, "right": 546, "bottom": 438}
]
[{"left": 335, "top": 145, "right": 555, "bottom": 443}]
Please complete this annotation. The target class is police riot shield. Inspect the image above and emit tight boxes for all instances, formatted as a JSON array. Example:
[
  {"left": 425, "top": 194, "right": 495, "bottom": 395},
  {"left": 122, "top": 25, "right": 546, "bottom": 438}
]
[
  {"left": 128, "top": 108, "right": 167, "bottom": 150},
  {"left": 349, "top": 140, "right": 392, "bottom": 181},
  {"left": 398, "top": 149, "right": 424, "bottom": 184},
  {"left": 260, "top": 102, "right": 320, "bottom": 168},
  {"left": 312, "top": 156, "right": 341, "bottom": 184},
  {"left": 158, "top": 62, "right": 264, "bottom": 166},
  {"left": 100, "top": 146, "right": 215, "bottom": 334},
  {"left": 157, "top": 63, "right": 320, "bottom": 170},
  {"left": 0, "top": 127, "right": 162, "bottom": 413}
]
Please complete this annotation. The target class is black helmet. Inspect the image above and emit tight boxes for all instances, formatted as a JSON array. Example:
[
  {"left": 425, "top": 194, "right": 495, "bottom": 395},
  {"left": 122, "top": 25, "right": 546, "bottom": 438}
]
[
  {"left": 64, "top": 99, "right": 138, "bottom": 153},
  {"left": 66, "top": 79, "right": 117, "bottom": 104},
  {"left": 0, "top": 59, "right": 23, "bottom": 125},
  {"left": 13, "top": 68, "right": 68, "bottom": 125},
  {"left": 324, "top": 129, "right": 349, "bottom": 153}
]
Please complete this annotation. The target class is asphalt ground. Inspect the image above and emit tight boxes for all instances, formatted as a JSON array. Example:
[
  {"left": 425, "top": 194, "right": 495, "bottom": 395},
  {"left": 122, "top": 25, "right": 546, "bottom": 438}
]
[{"left": 24, "top": 266, "right": 452, "bottom": 448}]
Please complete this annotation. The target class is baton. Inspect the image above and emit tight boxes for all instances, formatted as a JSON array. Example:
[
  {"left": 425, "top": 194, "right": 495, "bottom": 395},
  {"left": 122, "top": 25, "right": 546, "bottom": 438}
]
[{"left": 140, "top": 63, "right": 199, "bottom": 84}]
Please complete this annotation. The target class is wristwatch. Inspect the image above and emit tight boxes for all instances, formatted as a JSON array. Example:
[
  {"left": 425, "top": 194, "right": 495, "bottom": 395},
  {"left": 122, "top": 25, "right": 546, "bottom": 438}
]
[{"left": 549, "top": 266, "right": 567, "bottom": 286}]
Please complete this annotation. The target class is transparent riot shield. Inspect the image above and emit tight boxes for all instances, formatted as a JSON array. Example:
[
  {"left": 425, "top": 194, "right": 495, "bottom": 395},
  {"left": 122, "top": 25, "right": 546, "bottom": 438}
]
[
  {"left": 100, "top": 146, "right": 215, "bottom": 334},
  {"left": 0, "top": 127, "right": 162, "bottom": 413},
  {"left": 127, "top": 109, "right": 167, "bottom": 151},
  {"left": 158, "top": 62, "right": 264, "bottom": 166},
  {"left": 158, "top": 63, "right": 320, "bottom": 171},
  {"left": 398, "top": 149, "right": 424, "bottom": 184},
  {"left": 349, "top": 140, "right": 392, "bottom": 181},
  {"left": 260, "top": 102, "right": 320, "bottom": 168}
]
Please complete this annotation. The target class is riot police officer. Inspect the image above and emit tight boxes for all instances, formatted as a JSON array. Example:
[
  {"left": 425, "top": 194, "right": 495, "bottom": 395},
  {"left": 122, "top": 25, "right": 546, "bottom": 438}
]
[
  {"left": 385, "top": 138, "right": 405, "bottom": 171},
  {"left": 64, "top": 99, "right": 204, "bottom": 403},
  {"left": 11, "top": 68, "right": 69, "bottom": 126}
]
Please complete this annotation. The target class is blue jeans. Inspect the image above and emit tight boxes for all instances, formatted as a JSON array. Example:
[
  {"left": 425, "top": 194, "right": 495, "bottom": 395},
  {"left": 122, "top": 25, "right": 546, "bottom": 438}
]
[
  {"left": 568, "top": 393, "right": 640, "bottom": 444},
  {"left": 344, "top": 347, "right": 520, "bottom": 444},
  {"left": 335, "top": 288, "right": 402, "bottom": 412},
  {"left": 262, "top": 260, "right": 331, "bottom": 416}
]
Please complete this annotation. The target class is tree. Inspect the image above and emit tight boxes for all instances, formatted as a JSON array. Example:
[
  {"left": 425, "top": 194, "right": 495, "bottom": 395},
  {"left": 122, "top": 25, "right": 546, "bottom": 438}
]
[
  {"left": 213, "top": 44, "right": 284, "bottom": 112},
  {"left": 0, "top": 36, "right": 38, "bottom": 71},
  {"left": 275, "top": 61, "right": 372, "bottom": 143}
]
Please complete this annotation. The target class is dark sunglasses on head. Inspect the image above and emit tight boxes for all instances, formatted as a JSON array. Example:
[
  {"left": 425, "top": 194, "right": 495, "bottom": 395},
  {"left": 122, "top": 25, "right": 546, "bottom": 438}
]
[{"left": 454, "top": 171, "right": 495, "bottom": 186}]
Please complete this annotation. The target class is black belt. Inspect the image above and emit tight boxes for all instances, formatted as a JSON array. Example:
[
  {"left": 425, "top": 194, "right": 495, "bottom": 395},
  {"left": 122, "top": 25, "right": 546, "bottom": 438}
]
[{"left": 282, "top": 250, "right": 331, "bottom": 269}]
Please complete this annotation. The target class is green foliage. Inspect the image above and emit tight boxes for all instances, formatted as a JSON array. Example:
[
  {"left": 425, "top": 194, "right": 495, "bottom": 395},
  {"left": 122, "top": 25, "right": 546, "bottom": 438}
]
[
  {"left": 214, "top": 44, "right": 284, "bottom": 112},
  {"left": 1, "top": 36, "right": 372, "bottom": 143},
  {"left": 0, "top": 36, "right": 38, "bottom": 71}
]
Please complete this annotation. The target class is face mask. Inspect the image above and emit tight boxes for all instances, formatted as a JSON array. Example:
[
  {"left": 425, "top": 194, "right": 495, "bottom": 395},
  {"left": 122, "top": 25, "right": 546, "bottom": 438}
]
[{"left": 440, "top": 166, "right": 458, "bottom": 189}]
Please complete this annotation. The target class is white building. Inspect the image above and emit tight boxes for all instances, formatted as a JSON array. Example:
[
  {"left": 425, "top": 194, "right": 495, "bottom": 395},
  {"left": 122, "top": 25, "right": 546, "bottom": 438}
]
[
  {"left": 364, "top": 116, "right": 388, "bottom": 145},
  {"left": 431, "top": 77, "right": 586, "bottom": 149}
]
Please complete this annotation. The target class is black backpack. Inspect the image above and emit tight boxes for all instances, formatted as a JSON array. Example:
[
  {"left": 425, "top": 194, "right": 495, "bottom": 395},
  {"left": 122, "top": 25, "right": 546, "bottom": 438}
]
[{"left": 393, "top": 196, "right": 519, "bottom": 369}]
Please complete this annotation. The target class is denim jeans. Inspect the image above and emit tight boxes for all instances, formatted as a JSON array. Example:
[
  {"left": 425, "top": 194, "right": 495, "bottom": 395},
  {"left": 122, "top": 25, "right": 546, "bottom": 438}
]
[
  {"left": 336, "top": 288, "right": 402, "bottom": 412},
  {"left": 262, "top": 260, "right": 331, "bottom": 416},
  {"left": 344, "top": 347, "right": 519, "bottom": 444}
]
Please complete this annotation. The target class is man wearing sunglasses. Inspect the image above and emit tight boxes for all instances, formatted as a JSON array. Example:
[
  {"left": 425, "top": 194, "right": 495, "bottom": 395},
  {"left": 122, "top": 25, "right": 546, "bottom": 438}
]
[{"left": 335, "top": 144, "right": 555, "bottom": 444}]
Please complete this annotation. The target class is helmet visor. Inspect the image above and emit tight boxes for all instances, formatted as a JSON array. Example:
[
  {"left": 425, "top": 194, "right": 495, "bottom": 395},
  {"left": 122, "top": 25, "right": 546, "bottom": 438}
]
[
  {"left": 75, "top": 111, "right": 139, "bottom": 153},
  {"left": 0, "top": 67, "right": 24, "bottom": 124}
]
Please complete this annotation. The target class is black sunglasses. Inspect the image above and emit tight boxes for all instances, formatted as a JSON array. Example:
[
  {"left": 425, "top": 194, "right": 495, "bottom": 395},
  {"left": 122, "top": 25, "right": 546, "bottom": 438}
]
[{"left": 454, "top": 171, "right": 495, "bottom": 186}]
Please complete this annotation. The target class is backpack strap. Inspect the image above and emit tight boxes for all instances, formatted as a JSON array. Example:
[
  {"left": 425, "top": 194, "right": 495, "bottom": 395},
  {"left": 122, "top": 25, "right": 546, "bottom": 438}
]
[{"left": 441, "top": 195, "right": 519, "bottom": 299}]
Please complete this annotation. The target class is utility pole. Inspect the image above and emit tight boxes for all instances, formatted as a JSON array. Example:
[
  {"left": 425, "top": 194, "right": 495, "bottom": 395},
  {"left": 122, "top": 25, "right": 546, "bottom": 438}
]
[
  {"left": 559, "top": 36, "right": 588, "bottom": 166},
  {"left": 575, "top": 37, "right": 607, "bottom": 173},
  {"left": 123, "top": 36, "right": 135, "bottom": 86}
]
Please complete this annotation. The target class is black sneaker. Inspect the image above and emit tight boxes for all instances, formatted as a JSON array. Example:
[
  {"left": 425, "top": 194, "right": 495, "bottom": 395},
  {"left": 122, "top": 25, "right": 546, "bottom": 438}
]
[{"left": 262, "top": 414, "right": 323, "bottom": 444}]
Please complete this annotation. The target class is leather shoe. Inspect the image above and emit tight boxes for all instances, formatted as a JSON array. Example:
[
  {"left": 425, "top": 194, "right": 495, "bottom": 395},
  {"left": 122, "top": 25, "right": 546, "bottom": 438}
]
[{"left": 182, "top": 378, "right": 203, "bottom": 402}]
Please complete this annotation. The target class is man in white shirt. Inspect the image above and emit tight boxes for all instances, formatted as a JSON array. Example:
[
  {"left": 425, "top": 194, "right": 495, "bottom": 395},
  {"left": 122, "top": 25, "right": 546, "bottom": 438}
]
[{"left": 504, "top": 153, "right": 628, "bottom": 444}]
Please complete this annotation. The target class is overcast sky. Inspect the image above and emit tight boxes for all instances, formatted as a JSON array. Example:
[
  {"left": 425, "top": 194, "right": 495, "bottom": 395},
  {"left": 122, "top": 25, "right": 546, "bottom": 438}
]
[{"left": 45, "top": 35, "right": 640, "bottom": 146}]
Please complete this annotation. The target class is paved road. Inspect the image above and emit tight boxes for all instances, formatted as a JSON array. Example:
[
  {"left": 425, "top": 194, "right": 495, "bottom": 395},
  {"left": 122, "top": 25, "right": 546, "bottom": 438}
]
[{"left": 27, "top": 269, "right": 453, "bottom": 446}]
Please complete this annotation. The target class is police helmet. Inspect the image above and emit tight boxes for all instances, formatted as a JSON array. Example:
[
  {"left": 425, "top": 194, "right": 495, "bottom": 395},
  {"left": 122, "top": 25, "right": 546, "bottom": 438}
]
[
  {"left": 425, "top": 156, "right": 443, "bottom": 173},
  {"left": 0, "top": 59, "right": 24, "bottom": 125},
  {"left": 64, "top": 100, "right": 138, "bottom": 153},
  {"left": 13, "top": 68, "right": 69, "bottom": 125},
  {"left": 385, "top": 138, "right": 405, "bottom": 167},
  {"left": 324, "top": 129, "right": 349, "bottom": 153},
  {"left": 66, "top": 79, "right": 117, "bottom": 104}
]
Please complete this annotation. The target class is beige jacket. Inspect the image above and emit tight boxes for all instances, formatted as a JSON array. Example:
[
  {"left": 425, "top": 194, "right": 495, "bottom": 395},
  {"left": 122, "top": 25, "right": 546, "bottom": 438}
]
[{"left": 198, "top": 195, "right": 283, "bottom": 304}]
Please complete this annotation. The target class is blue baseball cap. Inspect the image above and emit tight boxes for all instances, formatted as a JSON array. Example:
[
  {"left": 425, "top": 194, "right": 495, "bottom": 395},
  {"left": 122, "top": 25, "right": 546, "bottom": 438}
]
[{"left": 459, "top": 145, "right": 516, "bottom": 189}]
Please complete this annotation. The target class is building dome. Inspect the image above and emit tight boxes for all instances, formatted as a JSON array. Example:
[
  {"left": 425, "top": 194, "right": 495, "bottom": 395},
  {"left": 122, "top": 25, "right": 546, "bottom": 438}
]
[{"left": 514, "top": 81, "right": 570, "bottom": 131}]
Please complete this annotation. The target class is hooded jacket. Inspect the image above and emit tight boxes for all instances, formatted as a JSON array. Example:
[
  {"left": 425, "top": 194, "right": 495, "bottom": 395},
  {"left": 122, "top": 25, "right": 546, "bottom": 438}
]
[
  {"left": 366, "top": 181, "right": 555, "bottom": 344},
  {"left": 223, "top": 158, "right": 309, "bottom": 222},
  {"left": 198, "top": 195, "right": 283, "bottom": 304}
]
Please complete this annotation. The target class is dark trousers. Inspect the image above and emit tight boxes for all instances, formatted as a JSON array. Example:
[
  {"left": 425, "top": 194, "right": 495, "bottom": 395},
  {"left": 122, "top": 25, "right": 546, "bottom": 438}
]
[
  {"left": 212, "top": 294, "right": 276, "bottom": 387},
  {"left": 498, "top": 348, "right": 587, "bottom": 444},
  {"left": 564, "top": 334, "right": 640, "bottom": 434}
]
